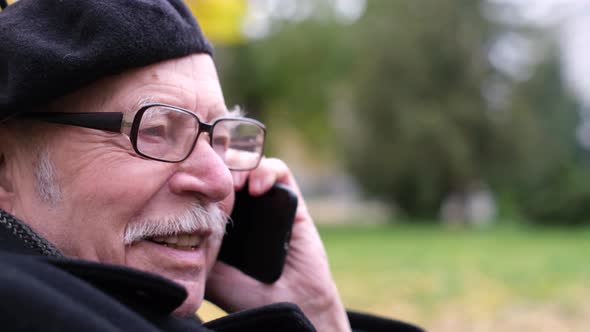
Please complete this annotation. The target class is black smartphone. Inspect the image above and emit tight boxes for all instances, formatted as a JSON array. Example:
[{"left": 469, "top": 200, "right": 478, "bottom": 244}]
[{"left": 217, "top": 183, "right": 298, "bottom": 284}]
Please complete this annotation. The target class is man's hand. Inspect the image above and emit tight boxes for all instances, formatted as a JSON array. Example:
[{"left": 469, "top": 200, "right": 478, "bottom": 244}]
[{"left": 205, "top": 157, "right": 352, "bottom": 332}]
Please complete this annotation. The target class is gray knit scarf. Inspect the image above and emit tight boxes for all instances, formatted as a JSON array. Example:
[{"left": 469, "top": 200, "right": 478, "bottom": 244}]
[{"left": 0, "top": 209, "right": 63, "bottom": 257}]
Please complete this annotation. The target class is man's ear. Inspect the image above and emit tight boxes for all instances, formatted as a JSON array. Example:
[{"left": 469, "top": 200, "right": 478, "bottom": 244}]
[{"left": 0, "top": 152, "right": 15, "bottom": 209}]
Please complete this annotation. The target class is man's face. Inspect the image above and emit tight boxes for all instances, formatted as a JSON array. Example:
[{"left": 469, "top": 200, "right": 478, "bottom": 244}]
[{"left": 3, "top": 54, "right": 234, "bottom": 316}]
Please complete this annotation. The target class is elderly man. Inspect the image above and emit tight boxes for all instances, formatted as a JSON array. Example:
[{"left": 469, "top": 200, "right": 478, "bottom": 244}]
[{"left": 0, "top": 1, "right": 421, "bottom": 331}]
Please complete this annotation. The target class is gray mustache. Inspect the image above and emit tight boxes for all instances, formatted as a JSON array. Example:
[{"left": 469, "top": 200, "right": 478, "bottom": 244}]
[{"left": 123, "top": 203, "right": 228, "bottom": 245}]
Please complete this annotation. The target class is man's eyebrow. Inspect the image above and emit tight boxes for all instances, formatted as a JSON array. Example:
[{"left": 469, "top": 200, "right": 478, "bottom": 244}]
[
  {"left": 126, "top": 98, "right": 246, "bottom": 120},
  {"left": 198, "top": 105, "right": 249, "bottom": 125},
  {"left": 227, "top": 105, "right": 245, "bottom": 118},
  {"left": 128, "top": 96, "right": 156, "bottom": 113}
]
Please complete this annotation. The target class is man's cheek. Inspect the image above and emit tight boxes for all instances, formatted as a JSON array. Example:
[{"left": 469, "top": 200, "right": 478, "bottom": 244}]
[
  {"left": 207, "top": 237, "right": 223, "bottom": 273},
  {"left": 219, "top": 191, "right": 235, "bottom": 217}
]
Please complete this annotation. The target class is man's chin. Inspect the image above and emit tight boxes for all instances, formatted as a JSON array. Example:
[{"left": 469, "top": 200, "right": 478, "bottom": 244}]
[{"left": 123, "top": 240, "right": 211, "bottom": 314}]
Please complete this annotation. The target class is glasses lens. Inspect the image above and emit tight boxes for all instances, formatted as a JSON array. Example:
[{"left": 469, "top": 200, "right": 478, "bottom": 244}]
[
  {"left": 213, "top": 119, "right": 265, "bottom": 170},
  {"left": 136, "top": 106, "right": 199, "bottom": 162}
]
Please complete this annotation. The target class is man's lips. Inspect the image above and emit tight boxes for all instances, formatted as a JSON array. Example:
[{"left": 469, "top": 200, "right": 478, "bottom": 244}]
[
  {"left": 126, "top": 235, "right": 209, "bottom": 278},
  {"left": 143, "top": 231, "right": 211, "bottom": 251}
]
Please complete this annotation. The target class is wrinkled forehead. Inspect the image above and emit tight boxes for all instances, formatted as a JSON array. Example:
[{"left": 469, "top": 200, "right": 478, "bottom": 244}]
[{"left": 51, "top": 54, "right": 229, "bottom": 122}]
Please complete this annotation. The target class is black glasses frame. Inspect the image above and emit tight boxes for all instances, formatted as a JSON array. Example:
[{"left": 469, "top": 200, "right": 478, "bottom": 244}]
[{"left": 17, "top": 103, "right": 266, "bottom": 169}]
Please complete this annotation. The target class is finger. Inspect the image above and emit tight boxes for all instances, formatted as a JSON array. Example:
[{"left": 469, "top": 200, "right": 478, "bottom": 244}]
[
  {"left": 247, "top": 158, "right": 294, "bottom": 196},
  {"left": 231, "top": 170, "right": 249, "bottom": 191},
  {"left": 242, "top": 157, "right": 312, "bottom": 225}
]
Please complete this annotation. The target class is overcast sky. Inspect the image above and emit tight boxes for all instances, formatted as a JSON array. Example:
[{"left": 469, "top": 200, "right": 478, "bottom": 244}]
[{"left": 490, "top": 0, "right": 590, "bottom": 107}]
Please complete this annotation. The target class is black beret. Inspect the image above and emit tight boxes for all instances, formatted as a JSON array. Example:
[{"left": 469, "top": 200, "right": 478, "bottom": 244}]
[{"left": 0, "top": 0, "right": 213, "bottom": 120}]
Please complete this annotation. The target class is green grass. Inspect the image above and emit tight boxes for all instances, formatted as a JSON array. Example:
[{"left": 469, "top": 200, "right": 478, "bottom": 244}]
[{"left": 318, "top": 223, "right": 590, "bottom": 331}]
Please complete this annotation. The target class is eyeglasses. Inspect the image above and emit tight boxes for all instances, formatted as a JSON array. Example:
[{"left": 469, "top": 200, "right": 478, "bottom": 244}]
[{"left": 18, "top": 103, "right": 266, "bottom": 171}]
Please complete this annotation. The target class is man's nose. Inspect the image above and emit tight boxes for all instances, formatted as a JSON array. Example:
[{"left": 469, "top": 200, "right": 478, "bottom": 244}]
[{"left": 168, "top": 135, "right": 233, "bottom": 203}]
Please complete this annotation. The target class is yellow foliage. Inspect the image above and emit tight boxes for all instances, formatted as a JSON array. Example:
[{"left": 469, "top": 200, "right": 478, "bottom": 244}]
[{"left": 185, "top": 0, "right": 247, "bottom": 45}]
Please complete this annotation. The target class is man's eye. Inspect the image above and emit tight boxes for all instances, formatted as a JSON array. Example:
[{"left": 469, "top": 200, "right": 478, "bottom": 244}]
[
  {"left": 140, "top": 125, "right": 166, "bottom": 138},
  {"left": 213, "top": 136, "right": 229, "bottom": 150}
]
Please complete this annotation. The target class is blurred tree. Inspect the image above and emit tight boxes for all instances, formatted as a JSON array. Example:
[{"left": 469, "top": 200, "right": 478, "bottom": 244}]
[
  {"left": 341, "top": 0, "right": 507, "bottom": 218},
  {"left": 210, "top": 0, "right": 590, "bottom": 223}
]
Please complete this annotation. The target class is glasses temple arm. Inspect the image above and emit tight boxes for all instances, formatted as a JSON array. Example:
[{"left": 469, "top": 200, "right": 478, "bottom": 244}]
[{"left": 20, "top": 112, "right": 124, "bottom": 132}]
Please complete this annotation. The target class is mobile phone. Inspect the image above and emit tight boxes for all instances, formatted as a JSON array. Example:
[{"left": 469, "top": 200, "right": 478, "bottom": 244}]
[{"left": 217, "top": 183, "right": 298, "bottom": 283}]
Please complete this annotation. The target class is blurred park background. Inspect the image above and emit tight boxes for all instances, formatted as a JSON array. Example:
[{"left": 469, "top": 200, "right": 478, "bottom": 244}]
[{"left": 188, "top": 0, "right": 590, "bottom": 331}]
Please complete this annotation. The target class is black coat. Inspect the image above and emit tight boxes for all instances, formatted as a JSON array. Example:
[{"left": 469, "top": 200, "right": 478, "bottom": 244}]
[{"left": 0, "top": 210, "right": 423, "bottom": 332}]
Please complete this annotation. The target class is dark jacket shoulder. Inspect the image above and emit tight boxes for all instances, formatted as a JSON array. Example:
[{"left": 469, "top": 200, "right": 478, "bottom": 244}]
[
  {"left": 0, "top": 252, "right": 209, "bottom": 332},
  {"left": 0, "top": 253, "right": 322, "bottom": 332}
]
